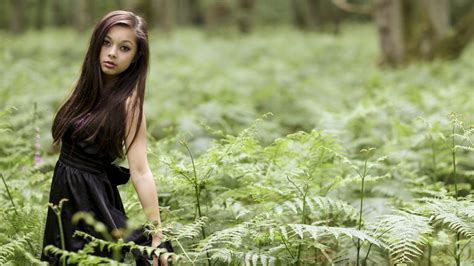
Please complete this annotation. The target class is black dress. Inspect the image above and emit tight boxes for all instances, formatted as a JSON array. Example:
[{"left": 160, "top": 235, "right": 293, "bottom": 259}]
[{"left": 41, "top": 129, "right": 153, "bottom": 265}]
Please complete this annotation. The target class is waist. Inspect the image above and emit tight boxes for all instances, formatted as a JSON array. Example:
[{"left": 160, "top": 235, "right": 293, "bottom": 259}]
[{"left": 59, "top": 141, "right": 107, "bottom": 174}]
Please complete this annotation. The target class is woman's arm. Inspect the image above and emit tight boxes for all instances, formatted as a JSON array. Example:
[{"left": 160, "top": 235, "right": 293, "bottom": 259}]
[{"left": 124, "top": 97, "right": 162, "bottom": 244}]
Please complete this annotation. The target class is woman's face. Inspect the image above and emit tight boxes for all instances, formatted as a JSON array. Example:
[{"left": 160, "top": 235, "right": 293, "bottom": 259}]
[{"left": 100, "top": 25, "right": 137, "bottom": 80}]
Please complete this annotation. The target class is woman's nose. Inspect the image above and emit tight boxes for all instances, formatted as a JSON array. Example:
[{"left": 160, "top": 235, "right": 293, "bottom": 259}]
[{"left": 108, "top": 46, "right": 117, "bottom": 58}]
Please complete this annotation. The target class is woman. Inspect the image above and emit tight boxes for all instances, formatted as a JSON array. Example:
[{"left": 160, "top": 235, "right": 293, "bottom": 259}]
[{"left": 41, "top": 10, "right": 169, "bottom": 265}]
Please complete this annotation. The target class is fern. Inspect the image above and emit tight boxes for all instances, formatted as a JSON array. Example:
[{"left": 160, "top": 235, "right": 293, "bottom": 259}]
[
  {"left": 275, "top": 196, "right": 358, "bottom": 225},
  {"left": 159, "top": 216, "right": 209, "bottom": 240},
  {"left": 43, "top": 245, "right": 125, "bottom": 265},
  {"left": 370, "top": 211, "right": 432, "bottom": 264},
  {"left": 73, "top": 231, "right": 175, "bottom": 263},
  {"left": 0, "top": 234, "right": 30, "bottom": 264},
  {"left": 211, "top": 248, "right": 277, "bottom": 266},
  {"left": 424, "top": 197, "right": 474, "bottom": 238},
  {"left": 285, "top": 224, "right": 385, "bottom": 248}
]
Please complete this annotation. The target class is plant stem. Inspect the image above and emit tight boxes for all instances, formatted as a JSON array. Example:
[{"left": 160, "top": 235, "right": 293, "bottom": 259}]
[
  {"left": 296, "top": 184, "right": 309, "bottom": 266},
  {"left": 281, "top": 232, "right": 295, "bottom": 261},
  {"left": 430, "top": 137, "right": 437, "bottom": 183},
  {"left": 182, "top": 141, "right": 211, "bottom": 266},
  {"left": 1, "top": 173, "right": 19, "bottom": 216},
  {"left": 451, "top": 122, "right": 461, "bottom": 266},
  {"left": 356, "top": 159, "right": 368, "bottom": 266},
  {"left": 452, "top": 124, "right": 458, "bottom": 200},
  {"left": 175, "top": 238, "right": 195, "bottom": 265},
  {"left": 50, "top": 199, "right": 68, "bottom": 266}
]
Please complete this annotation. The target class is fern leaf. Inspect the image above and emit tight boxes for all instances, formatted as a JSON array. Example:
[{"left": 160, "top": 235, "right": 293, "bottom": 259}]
[
  {"left": 0, "top": 234, "right": 30, "bottom": 264},
  {"left": 424, "top": 197, "right": 474, "bottom": 238},
  {"left": 286, "top": 224, "right": 385, "bottom": 248},
  {"left": 372, "top": 211, "right": 432, "bottom": 264}
]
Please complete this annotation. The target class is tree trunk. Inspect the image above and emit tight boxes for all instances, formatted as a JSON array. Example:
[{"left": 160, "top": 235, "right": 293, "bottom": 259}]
[
  {"left": 291, "top": 0, "right": 310, "bottom": 29},
  {"left": 204, "top": 1, "right": 232, "bottom": 30},
  {"left": 35, "top": 0, "right": 46, "bottom": 30},
  {"left": 75, "top": 0, "right": 90, "bottom": 32},
  {"left": 52, "top": 0, "right": 66, "bottom": 26},
  {"left": 10, "top": 0, "right": 24, "bottom": 34},
  {"left": 237, "top": 0, "right": 255, "bottom": 34},
  {"left": 189, "top": 0, "right": 204, "bottom": 25},
  {"left": 335, "top": 0, "right": 472, "bottom": 65},
  {"left": 373, "top": 0, "right": 404, "bottom": 66},
  {"left": 424, "top": 0, "right": 450, "bottom": 41},
  {"left": 152, "top": 0, "right": 173, "bottom": 32},
  {"left": 434, "top": 6, "right": 474, "bottom": 59}
]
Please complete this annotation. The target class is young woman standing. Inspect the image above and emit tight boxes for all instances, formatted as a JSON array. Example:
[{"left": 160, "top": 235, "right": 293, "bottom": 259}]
[{"left": 41, "top": 10, "right": 168, "bottom": 265}]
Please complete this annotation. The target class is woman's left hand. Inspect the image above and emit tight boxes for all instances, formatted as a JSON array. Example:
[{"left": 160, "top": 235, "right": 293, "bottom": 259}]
[{"left": 152, "top": 231, "right": 169, "bottom": 266}]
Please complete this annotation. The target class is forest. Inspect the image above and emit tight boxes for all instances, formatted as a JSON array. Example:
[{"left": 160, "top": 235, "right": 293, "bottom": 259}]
[{"left": 1, "top": 0, "right": 473, "bottom": 265}]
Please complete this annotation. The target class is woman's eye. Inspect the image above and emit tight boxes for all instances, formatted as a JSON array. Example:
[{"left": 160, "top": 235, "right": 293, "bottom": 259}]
[
  {"left": 103, "top": 40, "right": 110, "bottom": 46},
  {"left": 121, "top": 46, "right": 131, "bottom": 52}
]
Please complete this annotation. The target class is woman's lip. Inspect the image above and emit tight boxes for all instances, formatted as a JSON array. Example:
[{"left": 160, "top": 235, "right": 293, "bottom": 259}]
[{"left": 104, "top": 61, "right": 116, "bottom": 68}]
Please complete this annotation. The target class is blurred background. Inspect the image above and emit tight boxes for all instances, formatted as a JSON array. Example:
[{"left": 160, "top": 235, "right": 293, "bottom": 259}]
[
  {"left": 2, "top": 0, "right": 474, "bottom": 65},
  {"left": 1, "top": 0, "right": 473, "bottom": 150}
]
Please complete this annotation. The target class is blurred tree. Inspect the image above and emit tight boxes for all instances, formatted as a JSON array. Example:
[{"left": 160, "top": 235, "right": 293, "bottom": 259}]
[
  {"left": 333, "top": 0, "right": 474, "bottom": 66},
  {"left": 10, "top": 0, "right": 25, "bottom": 34},
  {"left": 204, "top": 0, "right": 233, "bottom": 31},
  {"left": 152, "top": 0, "right": 174, "bottom": 32},
  {"left": 236, "top": 0, "right": 256, "bottom": 34},
  {"left": 35, "top": 0, "right": 46, "bottom": 30},
  {"left": 75, "top": 0, "right": 92, "bottom": 32},
  {"left": 292, "top": 0, "right": 345, "bottom": 34},
  {"left": 51, "top": 0, "right": 67, "bottom": 27}
]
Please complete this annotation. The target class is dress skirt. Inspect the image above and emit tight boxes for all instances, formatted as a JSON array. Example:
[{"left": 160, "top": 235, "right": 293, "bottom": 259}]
[{"left": 41, "top": 140, "right": 152, "bottom": 265}]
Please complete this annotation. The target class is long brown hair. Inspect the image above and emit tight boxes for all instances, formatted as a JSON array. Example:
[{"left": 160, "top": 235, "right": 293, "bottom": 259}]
[{"left": 52, "top": 10, "right": 149, "bottom": 159}]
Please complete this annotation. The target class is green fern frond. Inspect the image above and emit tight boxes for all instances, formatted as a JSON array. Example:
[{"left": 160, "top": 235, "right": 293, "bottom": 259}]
[
  {"left": 225, "top": 198, "right": 251, "bottom": 219},
  {"left": 285, "top": 224, "right": 385, "bottom": 248},
  {"left": 372, "top": 211, "right": 432, "bottom": 264},
  {"left": 162, "top": 216, "right": 208, "bottom": 240},
  {"left": 43, "top": 245, "right": 125, "bottom": 265},
  {"left": 210, "top": 248, "right": 277, "bottom": 266},
  {"left": 424, "top": 197, "right": 474, "bottom": 238},
  {"left": 276, "top": 196, "right": 358, "bottom": 224},
  {"left": 73, "top": 230, "right": 171, "bottom": 260},
  {"left": 199, "top": 225, "right": 247, "bottom": 252},
  {"left": 0, "top": 234, "right": 30, "bottom": 264}
]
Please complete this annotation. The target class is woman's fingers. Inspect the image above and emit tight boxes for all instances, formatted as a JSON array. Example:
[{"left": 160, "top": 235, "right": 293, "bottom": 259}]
[{"left": 159, "top": 254, "right": 169, "bottom": 266}]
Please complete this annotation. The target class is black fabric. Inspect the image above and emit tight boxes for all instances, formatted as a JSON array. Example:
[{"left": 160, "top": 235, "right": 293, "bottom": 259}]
[{"left": 41, "top": 135, "right": 153, "bottom": 265}]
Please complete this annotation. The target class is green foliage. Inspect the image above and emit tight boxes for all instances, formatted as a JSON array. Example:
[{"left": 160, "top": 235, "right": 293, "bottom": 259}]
[
  {"left": 425, "top": 197, "right": 474, "bottom": 238},
  {"left": 1, "top": 25, "right": 474, "bottom": 264},
  {"left": 371, "top": 211, "right": 432, "bottom": 264}
]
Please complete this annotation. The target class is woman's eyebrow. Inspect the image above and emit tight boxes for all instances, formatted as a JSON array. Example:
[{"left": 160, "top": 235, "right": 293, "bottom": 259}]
[{"left": 104, "top": 35, "right": 135, "bottom": 46}]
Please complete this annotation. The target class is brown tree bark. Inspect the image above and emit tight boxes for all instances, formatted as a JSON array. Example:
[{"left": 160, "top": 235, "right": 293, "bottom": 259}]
[
  {"left": 434, "top": 6, "right": 474, "bottom": 59},
  {"left": 291, "top": 0, "right": 311, "bottom": 29},
  {"left": 373, "top": 0, "right": 404, "bottom": 65},
  {"left": 333, "top": 0, "right": 474, "bottom": 66},
  {"left": 237, "top": 0, "right": 256, "bottom": 34},
  {"left": 75, "top": 0, "right": 91, "bottom": 32},
  {"left": 204, "top": 1, "right": 232, "bottom": 30},
  {"left": 152, "top": 0, "right": 173, "bottom": 32},
  {"left": 52, "top": 0, "right": 66, "bottom": 26},
  {"left": 188, "top": 0, "right": 205, "bottom": 25},
  {"left": 35, "top": 0, "right": 47, "bottom": 30},
  {"left": 10, "top": 0, "right": 24, "bottom": 34}
]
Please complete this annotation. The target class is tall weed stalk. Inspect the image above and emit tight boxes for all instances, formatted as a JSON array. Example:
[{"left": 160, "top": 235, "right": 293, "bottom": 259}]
[
  {"left": 48, "top": 198, "right": 69, "bottom": 266},
  {"left": 356, "top": 148, "right": 374, "bottom": 266}
]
